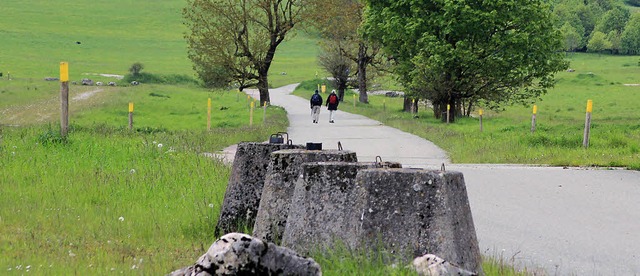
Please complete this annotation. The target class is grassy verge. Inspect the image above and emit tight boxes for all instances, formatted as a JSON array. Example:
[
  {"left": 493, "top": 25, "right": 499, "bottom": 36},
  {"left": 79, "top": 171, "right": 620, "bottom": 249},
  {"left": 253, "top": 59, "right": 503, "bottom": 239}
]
[{"left": 0, "top": 104, "right": 288, "bottom": 274}]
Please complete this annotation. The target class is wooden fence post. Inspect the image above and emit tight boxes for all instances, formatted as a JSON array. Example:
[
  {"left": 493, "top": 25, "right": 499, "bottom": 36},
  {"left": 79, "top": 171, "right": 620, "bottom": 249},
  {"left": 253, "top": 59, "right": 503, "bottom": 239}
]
[
  {"left": 263, "top": 102, "right": 267, "bottom": 124},
  {"left": 250, "top": 101, "right": 255, "bottom": 126},
  {"left": 479, "top": 109, "right": 484, "bottom": 132},
  {"left": 583, "top": 100, "right": 593, "bottom": 148},
  {"left": 128, "top": 102, "right": 134, "bottom": 131},
  {"left": 59, "top": 62, "right": 69, "bottom": 137},
  {"left": 207, "top": 98, "right": 212, "bottom": 131},
  {"left": 531, "top": 105, "right": 538, "bottom": 133}
]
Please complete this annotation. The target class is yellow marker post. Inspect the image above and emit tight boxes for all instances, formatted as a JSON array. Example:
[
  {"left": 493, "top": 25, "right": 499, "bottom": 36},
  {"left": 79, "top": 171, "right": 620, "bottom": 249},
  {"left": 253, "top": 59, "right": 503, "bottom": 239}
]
[
  {"left": 321, "top": 84, "right": 326, "bottom": 94},
  {"left": 250, "top": 101, "right": 255, "bottom": 126},
  {"left": 263, "top": 101, "right": 267, "bottom": 124},
  {"left": 128, "top": 102, "right": 134, "bottom": 131},
  {"left": 446, "top": 104, "right": 451, "bottom": 124},
  {"left": 383, "top": 99, "right": 386, "bottom": 112},
  {"left": 60, "top": 62, "right": 69, "bottom": 82},
  {"left": 412, "top": 99, "right": 416, "bottom": 114},
  {"left": 207, "top": 98, "right": 212, "bottom": 131},
  {"left": 353, "top": 94, "right": 356, "bottom": 107},
  {"left": 531, "top": 105, "right": 538, "bottom": 133},
  {"left": 59, "top": 62, "right": 70, "bottom": 137},
  {"left": 583, "top": 100, "right": 593, "bottom": 148},
  {"left": 479, "top": 109, "right": 484, "bottom": 132}
]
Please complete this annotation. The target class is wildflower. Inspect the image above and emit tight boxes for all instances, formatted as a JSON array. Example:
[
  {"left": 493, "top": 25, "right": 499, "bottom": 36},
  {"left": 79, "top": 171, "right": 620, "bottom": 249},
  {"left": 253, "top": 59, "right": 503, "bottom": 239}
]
[
  {"left": 119, "top": 216, "right": 125, "bottom": 222},
  {"left": 129, "top": 169, "right": 136, "bottom": 174},
  {"left": 208, "top": 203, "right": 214, "bottom": 208},
  {"left": 157, "top": 143, "right": 163, "bottom": 148}
]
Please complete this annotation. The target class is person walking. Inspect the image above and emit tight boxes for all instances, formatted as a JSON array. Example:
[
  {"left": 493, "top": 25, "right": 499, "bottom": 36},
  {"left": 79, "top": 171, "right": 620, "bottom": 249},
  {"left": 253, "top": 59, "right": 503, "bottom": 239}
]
[
  {"left": 326, "top": 90, "right": 339, "bottom": 123},
  {"left": 310, "top": 89, "right": 323, "bottom": 124}
]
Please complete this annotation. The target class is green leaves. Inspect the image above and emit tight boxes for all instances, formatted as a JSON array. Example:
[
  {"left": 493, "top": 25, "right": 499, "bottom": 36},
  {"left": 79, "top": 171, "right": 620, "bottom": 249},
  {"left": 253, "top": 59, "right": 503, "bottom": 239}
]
[{"left": 363, "top": 0, "right": 568, "bottom": 116}]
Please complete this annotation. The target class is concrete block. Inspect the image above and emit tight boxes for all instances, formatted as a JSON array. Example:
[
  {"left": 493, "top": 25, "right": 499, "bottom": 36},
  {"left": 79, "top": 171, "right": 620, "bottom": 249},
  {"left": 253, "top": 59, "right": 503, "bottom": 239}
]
[
  {"left": 282, "top": 161, "right": 401, "bottom": 254},
  {"left": 356, "top": 168, "right": 482, "bottom": 274},
  {"left": 215, "top": 142, "right": 303, "bottom": 236},
  {"left": 169, "top": 232, "right": 321, "bottom": 276},
  {"left": 252, "top": 149, "right": 357, "bottom": 243}
]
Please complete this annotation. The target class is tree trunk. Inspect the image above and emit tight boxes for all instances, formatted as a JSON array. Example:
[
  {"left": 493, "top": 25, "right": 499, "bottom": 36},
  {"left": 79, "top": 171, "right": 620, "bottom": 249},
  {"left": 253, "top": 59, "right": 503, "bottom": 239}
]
[
  {"left": 336, "top": 76, "right": 348, "bottom": 102},
  {"left": 403, "top": 96, "right": 418, "bottom": 113},
  {"left": 357, "top": 43, "right": 369, "bottom": 104},
  {"left": 257, "top": 72, "right": 270, "bottom": 106}
]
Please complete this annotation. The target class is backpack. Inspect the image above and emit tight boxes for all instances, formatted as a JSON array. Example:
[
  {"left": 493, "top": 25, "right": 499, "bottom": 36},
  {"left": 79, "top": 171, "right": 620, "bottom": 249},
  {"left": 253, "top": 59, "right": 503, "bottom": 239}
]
[
  {"left": 329, "top": 94, "right": 338, "bottom": 105},
  {"left": 311, "top": 94, "right": 322, "bottom": 105}
]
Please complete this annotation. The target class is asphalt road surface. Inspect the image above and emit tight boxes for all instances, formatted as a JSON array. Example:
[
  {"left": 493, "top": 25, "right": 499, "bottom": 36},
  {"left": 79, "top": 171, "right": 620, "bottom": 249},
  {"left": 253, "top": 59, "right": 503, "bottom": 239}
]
[{"left": 237, "top": 84, "right": 639, "bottom": 275}]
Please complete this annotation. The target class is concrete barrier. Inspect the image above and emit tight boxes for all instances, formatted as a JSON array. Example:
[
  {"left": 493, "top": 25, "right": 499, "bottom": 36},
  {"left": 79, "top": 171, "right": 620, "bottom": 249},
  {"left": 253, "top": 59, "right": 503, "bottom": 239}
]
[
  {"left": 282, "top": 161, "right": 401, "bottom": 254},
  {"left": 215, "top": 142, "right": 303, "bottom": 236},
  {"left": 356, "top": 168, "right": 482, "bottom": 274},
  {"left": 252, "top": 149, "right": 357, "bottom": 243}
]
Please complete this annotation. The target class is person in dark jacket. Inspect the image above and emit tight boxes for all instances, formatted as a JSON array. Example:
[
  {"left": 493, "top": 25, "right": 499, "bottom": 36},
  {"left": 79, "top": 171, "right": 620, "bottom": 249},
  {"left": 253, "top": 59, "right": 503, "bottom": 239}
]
[
  {"left": 310, "top": 90, "right": 323, "bottom": 124},
  {"left": 326, "top": 90, "right": 339, "bottom": 123}
]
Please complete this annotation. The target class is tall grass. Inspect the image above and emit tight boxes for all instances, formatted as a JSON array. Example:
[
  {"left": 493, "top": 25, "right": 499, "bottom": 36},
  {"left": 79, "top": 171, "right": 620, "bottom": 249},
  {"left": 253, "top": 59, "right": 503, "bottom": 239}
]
[{"left": 0, "top": 105, "right": 289, "bottom": 273}]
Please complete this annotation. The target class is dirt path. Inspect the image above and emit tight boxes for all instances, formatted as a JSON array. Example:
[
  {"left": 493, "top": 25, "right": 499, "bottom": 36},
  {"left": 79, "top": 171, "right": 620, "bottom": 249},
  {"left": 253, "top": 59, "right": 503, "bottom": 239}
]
[{"left": 1, "top": 87, "right": 106, "bottom": 125}]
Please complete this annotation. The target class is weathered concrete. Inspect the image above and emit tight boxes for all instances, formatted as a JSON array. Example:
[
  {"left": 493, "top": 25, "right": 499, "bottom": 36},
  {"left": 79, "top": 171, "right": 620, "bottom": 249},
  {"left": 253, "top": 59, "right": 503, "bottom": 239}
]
[
  {"left": 215, "top": 142, "right": 303, "bottom": 236},
  {"left": 356, "top": 169, "right": 482, "bottom": 274},
  {"left": 412, "top": 254, "right": 478, "bottom": 276},
  {"left": 169, "top": 232, "right": 321, "bottom": 276},
  {"left": 252, "top": 149, "right": 357, "bottom": 243},
  {"left": 282, "top": 161, "right": 401, "bottom": 254}
]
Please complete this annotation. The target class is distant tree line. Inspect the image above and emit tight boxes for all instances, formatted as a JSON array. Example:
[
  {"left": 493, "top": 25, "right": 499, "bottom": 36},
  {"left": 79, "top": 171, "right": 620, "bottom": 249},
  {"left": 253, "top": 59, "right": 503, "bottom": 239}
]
[{"left": 555, "top": 0, "right": 640, "bottom": 54}]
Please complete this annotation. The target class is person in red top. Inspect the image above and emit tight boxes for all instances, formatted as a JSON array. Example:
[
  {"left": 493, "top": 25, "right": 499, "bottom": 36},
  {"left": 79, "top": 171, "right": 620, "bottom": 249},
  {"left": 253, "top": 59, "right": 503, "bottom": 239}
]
[{"left": 325, "top": 90, "right": 340, "bottom": 123}]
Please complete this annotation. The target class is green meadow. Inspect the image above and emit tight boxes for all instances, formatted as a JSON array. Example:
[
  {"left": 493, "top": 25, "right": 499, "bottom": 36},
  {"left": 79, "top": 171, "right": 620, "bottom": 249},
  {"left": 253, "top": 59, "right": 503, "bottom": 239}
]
[{"left": 2, "top": 0, "right": 635, "bottom": 275}]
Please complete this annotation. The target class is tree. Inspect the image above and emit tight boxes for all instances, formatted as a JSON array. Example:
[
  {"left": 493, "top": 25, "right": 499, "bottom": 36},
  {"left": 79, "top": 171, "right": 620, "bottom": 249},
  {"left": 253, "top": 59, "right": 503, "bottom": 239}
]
[
  {"left": 606, "top": 30, "right": 621, "bottom": 54},
  {"left": 594, "top": 5, "right": 630, "bottom": 35},
  {"left": 588, "top": 31, "right": 612, "bottom": 54},
  {"left": 183, "top": 0, "right": 303, "bottom": 105},
  {"left": 129, "top": 62, "right": 144, "bottom": 76},
  {"left": 304, "top": 0, "right": 382, "bottom": 103},
  {"left": 363, "top": 0, "right": 568, "bottom": 120},
  {"left": 317, "top": 41, "right": 352, "bottom": 102},
  {"left": 560, "top": 22, "right": 582, "bottom": 52},
  {"left": 620, "top": 13, "right": 640, "bottom": 55}
]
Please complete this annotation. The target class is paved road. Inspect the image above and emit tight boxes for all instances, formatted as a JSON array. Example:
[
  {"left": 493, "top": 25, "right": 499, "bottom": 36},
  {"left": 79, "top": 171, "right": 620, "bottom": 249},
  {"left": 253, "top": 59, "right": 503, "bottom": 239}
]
[{"left": 238, "top": 84, "right": 640, "bottom": 275}]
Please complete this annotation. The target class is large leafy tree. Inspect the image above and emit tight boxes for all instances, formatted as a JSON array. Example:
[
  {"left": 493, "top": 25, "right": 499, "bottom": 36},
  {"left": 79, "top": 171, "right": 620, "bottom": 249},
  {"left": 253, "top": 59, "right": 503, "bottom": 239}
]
[
  {"left": 183, "top": 0, "right": 303, "bottom": 105},
  {"left": 363, "top": 0, "right": 568, "bottom": 120},
  {"left": 304, "top": 0, "right": 381, "bottom": 103},
  {"left": 588, "top": 31, "right": 613, "bottom": 54},
  {"left": 620, "top": 13, "right": 640, "bottom": 55}
]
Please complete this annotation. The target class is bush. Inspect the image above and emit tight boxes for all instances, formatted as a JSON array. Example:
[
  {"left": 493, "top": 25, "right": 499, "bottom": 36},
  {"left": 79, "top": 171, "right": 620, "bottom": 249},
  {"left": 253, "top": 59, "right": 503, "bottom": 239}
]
[{"left": 122, "top": 72, "right": 199, "bottom": 86}]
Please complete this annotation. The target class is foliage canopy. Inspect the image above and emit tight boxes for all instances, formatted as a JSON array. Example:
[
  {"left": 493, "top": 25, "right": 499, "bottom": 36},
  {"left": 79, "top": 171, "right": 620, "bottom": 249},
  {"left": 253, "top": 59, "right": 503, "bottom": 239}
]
[
  {"left": 363, "top": 0, "right": 568, "bottom": 117},
  {"left": 183, "top": 0, "right": 303, "bottom": 105}
]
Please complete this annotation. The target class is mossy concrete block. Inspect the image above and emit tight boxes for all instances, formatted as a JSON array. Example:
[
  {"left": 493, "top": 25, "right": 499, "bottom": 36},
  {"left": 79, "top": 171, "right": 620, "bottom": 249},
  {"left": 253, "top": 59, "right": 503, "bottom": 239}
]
[
  {"left": 282, "top": 161, "right": 401, "bottom": 254},
  {"left": 252, "top": 149, "right": 357, "bottom": 243},
  {"left": 215, "top": 142, "right": 303, "bottom": 236},
  {"left": 357, "top": 169, "right": 482, "bottom": 274}
]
